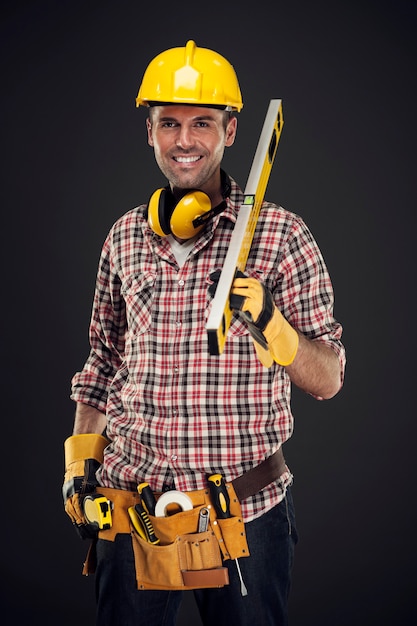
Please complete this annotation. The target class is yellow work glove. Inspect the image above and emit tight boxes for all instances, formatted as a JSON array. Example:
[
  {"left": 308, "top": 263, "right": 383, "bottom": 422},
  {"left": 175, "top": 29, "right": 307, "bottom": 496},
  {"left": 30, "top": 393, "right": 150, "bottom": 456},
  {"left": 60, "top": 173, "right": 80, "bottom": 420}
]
[
  {"left": 230, "top": 271, "right": 299, "bottom": 366},
  {"left": 62, "top": 433, "right": 109, "bottom": 539}
]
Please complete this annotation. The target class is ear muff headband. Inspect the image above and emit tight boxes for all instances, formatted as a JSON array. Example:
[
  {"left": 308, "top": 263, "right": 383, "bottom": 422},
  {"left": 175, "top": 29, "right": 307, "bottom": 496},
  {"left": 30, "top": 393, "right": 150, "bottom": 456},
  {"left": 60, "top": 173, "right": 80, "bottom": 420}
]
[{"left": 148, "top": 188, "right": 212, "bottom": 239}]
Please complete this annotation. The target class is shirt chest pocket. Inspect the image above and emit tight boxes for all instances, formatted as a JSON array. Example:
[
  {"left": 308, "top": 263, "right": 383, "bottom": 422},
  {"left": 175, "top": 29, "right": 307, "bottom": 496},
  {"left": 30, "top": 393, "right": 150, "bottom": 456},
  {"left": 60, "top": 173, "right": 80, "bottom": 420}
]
[{"left": 121, "top": 272, "right": 156, "bottom": 337}]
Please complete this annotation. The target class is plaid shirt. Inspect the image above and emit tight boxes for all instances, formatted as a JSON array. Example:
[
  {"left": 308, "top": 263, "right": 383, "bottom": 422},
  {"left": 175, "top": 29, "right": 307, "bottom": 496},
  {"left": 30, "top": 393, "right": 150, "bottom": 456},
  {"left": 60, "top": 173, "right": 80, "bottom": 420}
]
[{"left": 71, "top": 175, "right": 345, "bottom": 521}]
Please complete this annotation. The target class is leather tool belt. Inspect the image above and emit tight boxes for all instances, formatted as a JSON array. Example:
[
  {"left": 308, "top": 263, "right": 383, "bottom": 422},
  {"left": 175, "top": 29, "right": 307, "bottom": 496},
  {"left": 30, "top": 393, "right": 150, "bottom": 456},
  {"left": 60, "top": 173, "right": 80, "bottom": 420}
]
[{"left": 82, "top": 447, "right": 286, "bottom": 591}]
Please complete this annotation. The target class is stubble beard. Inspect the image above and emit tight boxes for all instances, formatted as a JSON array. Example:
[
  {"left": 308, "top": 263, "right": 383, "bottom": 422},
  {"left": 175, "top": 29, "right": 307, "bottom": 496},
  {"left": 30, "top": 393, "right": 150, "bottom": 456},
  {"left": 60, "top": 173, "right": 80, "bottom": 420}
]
[{"left": 155, "top": 148, "right": 225, "bottom": 192}]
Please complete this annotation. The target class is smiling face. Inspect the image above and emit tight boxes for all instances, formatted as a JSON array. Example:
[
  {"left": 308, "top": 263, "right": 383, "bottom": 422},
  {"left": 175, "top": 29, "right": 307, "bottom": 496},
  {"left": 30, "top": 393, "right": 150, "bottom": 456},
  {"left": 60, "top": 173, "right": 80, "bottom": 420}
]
[{"left": 146, "top": 105, "right": 237, "bottom": 203}]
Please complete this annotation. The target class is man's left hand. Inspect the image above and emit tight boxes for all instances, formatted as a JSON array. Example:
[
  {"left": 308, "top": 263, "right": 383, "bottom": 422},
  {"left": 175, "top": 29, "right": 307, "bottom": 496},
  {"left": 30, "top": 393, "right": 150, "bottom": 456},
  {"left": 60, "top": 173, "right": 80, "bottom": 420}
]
[{"left": 230, "top": 271, "right": 299, "bottom": 366}]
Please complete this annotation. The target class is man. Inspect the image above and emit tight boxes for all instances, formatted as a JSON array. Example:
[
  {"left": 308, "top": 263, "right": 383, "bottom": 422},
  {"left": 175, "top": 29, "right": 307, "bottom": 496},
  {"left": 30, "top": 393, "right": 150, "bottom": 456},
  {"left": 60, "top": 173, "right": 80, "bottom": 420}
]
[{"left": 64, "top": 41, "right": 346, "bottom": 625}]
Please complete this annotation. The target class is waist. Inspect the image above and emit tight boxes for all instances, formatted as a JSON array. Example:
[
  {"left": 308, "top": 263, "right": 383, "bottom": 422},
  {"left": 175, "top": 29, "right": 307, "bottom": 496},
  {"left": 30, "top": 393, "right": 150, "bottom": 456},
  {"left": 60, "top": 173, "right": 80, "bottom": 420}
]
[{"left": 98, "top": 447, "right": 289, "bottom": 530}]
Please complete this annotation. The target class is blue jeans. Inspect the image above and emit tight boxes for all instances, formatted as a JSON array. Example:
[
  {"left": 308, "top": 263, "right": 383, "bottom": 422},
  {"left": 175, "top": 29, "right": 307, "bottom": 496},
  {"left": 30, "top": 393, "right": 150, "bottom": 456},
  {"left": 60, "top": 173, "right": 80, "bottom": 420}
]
[{"left": 95, "top": 488, "right": 298, "bottom": 626}]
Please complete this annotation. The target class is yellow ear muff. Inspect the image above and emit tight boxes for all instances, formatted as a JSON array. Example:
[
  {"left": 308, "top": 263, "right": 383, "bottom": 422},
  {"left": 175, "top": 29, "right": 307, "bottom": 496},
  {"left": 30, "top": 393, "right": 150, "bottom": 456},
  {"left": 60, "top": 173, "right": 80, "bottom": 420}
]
[
  {"left": 148, "top": 187, "right": 176, "bottom": 237},
  {"left": 148, "top": 188, "right": 212, "bottom": 239},
  {"left": 170, "top": 190, "right": 211, "bottom": 239}
]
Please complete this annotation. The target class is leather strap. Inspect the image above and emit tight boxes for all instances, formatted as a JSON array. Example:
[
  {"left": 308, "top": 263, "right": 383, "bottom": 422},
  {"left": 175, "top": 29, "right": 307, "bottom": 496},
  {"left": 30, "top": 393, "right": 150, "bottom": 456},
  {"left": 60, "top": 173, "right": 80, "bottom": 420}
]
[{"left": 232, "top": 447, "right": 287, "bottom": 502}]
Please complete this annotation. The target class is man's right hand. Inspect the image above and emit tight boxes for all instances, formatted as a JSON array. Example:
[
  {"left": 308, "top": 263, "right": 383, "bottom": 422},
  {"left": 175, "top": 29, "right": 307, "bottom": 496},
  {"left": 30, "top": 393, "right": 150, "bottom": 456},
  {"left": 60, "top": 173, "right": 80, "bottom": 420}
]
[{"left": 62, "top": 433, "right": 109, "bottom": 539}]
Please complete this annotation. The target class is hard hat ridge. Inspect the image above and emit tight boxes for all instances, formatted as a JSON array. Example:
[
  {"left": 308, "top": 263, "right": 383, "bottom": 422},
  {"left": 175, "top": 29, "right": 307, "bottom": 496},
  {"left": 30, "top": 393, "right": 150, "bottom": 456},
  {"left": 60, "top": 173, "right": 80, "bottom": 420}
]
[{"left": 136, "top": 40, "right": 243, "bottom": 111}]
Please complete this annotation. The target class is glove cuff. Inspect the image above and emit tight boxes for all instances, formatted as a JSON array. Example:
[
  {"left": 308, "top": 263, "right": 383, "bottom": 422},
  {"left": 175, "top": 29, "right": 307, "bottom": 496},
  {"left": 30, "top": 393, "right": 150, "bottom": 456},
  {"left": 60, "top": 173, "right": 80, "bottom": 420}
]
[
  {"left": 64, "top": 433, "right": 109, "bottom": 468},
  {"left": 264, "top": 308, "right": 299, "bottom": 366}
]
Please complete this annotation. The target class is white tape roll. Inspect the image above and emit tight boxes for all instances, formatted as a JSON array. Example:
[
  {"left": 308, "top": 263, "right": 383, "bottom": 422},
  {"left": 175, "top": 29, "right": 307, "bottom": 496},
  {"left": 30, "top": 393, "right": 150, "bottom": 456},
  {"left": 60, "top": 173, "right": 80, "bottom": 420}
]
[{"left": 154, "top": 490, "right": 194, "bottom": 517}]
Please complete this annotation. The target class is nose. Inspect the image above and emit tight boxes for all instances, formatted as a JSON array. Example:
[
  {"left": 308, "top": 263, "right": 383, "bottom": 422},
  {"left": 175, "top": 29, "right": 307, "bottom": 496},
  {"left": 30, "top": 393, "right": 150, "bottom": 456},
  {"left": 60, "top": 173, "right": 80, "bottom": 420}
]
[{"left": 176, "top": 125, "right": 194, "bottom": 150}]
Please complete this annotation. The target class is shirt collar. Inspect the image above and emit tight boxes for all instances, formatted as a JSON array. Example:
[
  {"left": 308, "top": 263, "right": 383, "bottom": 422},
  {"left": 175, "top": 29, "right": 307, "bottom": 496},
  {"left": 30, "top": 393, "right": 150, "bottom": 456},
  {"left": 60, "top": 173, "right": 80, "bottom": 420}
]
[{"left": 216, "top": 175, "right": 244, "bottom": 225}]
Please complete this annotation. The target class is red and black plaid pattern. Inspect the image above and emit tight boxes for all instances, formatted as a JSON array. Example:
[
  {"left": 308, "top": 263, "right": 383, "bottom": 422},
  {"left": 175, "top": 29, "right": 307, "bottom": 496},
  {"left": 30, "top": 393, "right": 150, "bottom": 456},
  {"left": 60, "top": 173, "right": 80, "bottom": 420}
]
[{"left": 71, "top": 176, "right": 345, "bottom": 521}]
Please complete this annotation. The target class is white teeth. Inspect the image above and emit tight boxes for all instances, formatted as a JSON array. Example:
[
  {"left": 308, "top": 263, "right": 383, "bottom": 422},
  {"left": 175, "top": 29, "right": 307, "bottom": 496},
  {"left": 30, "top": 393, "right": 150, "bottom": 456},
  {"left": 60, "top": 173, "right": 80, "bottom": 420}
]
[{"left": 175, "top": 156, "right": 200, "bottom": 163}]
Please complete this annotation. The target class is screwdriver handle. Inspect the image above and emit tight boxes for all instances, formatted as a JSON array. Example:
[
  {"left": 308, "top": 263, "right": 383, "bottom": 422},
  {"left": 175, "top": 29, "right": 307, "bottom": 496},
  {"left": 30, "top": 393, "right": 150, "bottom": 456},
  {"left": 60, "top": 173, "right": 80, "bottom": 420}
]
[
  {"left": 128, "top": 503, "right": 160, "bottom": 544},
  {"left": 138, "top": 482, "right": 157, "bottom": 516},
  {"left": 207, "top": 474, "right": 231, "bottom": 519}
]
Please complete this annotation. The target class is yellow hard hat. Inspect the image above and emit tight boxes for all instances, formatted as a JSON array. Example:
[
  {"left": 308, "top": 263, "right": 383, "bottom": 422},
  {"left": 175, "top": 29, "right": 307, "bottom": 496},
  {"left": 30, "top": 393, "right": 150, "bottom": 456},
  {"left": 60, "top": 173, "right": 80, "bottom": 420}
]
[{"left": 136, "top": 40, "right": 243, "bottom": 111}]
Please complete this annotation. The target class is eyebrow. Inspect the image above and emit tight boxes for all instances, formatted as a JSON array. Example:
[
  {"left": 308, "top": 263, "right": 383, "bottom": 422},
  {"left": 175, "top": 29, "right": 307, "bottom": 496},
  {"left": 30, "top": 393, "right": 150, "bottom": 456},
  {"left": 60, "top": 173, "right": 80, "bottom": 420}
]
[{"left": 158, "top": 115, "right": 216, "bottom": 123}]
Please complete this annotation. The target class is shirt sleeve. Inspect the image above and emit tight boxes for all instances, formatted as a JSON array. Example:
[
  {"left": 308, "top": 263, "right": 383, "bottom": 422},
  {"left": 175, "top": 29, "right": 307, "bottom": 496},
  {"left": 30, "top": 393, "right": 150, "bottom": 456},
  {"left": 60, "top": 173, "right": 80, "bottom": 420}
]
[
  {"left": 276, "top": 212, "right": 346, "bottom": 389},
  {"left": 71, "top": 230, "right": 126, "bottom": 413}
]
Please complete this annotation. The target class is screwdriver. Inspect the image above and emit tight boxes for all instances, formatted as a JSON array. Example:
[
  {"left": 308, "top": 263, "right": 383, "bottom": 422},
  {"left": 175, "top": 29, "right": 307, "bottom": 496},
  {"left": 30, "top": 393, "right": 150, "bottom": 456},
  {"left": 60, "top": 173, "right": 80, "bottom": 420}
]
[
  {"left": 208, "top": 474, "right": 248, "bottom": 596},
  {"left": 128, "top": 502, "right": 160, "bottom": 544}
]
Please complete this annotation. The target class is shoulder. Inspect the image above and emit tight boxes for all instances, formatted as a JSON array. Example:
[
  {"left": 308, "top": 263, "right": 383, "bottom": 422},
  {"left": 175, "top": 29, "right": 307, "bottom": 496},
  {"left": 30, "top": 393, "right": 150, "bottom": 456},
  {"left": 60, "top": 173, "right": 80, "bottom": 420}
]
[
  {"left": 111, "top": 204, "right": 146, "bottom": 231},
  {"left": 105, "top": 205, "right": 147, "bottom": 243},
  {"left": 260, "top": 201, "right": 304, "bottom": 227},
  {"left": 256, "top": 201, "right": 311, "bottom": 246}
]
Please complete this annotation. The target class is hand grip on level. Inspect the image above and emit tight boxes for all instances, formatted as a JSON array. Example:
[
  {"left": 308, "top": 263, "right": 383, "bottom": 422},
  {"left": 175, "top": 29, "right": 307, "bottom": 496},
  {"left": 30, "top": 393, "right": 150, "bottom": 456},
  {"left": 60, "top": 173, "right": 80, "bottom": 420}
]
[{"left": 207, "top": 474, "right": 231, "bottom": 519}]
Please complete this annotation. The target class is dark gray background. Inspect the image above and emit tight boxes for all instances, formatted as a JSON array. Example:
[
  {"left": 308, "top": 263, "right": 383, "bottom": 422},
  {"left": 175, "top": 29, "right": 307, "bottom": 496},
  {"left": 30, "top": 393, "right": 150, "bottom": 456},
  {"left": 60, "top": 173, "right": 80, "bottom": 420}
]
[{"left": 1, "top": 1, "right": 416, "bottom": 624}]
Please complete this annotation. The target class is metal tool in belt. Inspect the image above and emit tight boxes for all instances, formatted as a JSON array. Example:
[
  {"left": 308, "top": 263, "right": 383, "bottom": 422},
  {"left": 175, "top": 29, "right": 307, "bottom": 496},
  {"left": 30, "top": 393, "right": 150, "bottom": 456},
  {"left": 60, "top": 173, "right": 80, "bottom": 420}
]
[{"left": 205, "top": 99, "right": 284, "bottom": 367}]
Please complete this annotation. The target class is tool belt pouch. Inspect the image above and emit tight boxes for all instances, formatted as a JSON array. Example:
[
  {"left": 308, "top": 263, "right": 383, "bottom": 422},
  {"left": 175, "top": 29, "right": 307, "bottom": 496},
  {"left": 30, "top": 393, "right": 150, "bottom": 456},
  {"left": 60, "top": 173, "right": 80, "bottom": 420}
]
[
  {"left": 131, "top": 525, "right": 225, "bottom": 590},
  {"left": 129, "top": 484, "right": 249, "bottom": 591}
]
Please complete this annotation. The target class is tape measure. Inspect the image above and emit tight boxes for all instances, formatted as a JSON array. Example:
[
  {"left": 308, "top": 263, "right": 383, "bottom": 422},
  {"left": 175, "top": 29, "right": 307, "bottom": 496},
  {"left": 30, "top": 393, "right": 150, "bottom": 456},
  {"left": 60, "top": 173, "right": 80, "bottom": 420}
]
[{"left": 83, "top": 493, "right": 113, "bottom": 530}]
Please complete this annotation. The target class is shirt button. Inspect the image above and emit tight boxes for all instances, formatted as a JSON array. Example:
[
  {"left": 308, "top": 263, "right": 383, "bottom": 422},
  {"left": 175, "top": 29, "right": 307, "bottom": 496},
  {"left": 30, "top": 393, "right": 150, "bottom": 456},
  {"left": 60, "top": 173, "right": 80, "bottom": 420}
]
[
  {"left": 178, "top": 279, "right": 185, "bottom": 286},
  {"left": 173, "top": 366, "right": 179, "bottom": 374},
  {"left": 171, "top": 455, "right": 178, "bottom": 461},
  {"left": 175, "top": 321, "right": 182, "bottom": 328}
]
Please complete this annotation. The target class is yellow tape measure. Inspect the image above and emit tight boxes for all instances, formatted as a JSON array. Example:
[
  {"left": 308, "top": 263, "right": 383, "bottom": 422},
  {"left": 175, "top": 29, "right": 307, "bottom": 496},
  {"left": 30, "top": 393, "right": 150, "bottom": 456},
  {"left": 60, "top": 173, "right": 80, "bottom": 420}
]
[{"left": 83, "top": 493, "right": 112, "bottom": 530}]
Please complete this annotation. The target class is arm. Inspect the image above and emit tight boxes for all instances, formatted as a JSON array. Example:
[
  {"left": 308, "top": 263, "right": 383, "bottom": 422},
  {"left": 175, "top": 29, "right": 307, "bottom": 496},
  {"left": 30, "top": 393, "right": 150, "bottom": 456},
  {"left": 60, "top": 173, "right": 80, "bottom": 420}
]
[
  {"left": 71, "top": 228, "right": 126, "bottom": 421},
  {"left": 230, "top": 206, "right": 345, "bottom": 398},
  {"left": 286, "top": 333, "right": 342, "bottom": 399},
  {"left": 231, "top": 275, "right": 344, "bottom": 399},
  {"left": 73, "top": 402, "right": 107, "bottom": 435},
  {"left": 64, "top": 230, "right": 124, "bottom": 535}
]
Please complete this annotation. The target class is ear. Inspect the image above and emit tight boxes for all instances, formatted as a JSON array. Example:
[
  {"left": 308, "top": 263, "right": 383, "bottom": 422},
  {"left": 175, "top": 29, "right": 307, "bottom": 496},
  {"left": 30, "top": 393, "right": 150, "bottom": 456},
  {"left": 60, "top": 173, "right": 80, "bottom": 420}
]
[
  {"left": 225, "top": 116, "right": 237, "bottom": 147},
  {"left": 146, "top": 117, "right": 154, "bottom": 147}
]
